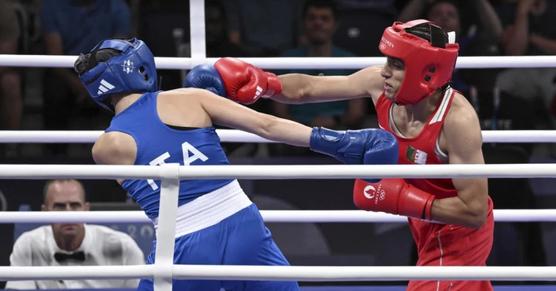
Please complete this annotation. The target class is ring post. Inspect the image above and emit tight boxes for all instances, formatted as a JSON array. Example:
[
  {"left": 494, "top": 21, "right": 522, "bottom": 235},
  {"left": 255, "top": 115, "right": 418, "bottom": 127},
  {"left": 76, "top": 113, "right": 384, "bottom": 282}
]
[{"left": 153, "top": 163, "right": 180, "bottom": 291}]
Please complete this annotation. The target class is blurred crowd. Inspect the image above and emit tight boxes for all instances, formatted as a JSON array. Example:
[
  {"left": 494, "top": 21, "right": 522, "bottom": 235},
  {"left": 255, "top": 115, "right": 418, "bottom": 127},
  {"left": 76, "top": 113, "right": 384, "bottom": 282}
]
[
  {"left": 0, "top": 0, "right": 556, "bottom": 158},
  {"left": 0, "top": 0, "right": 554, "bottom": 158}
]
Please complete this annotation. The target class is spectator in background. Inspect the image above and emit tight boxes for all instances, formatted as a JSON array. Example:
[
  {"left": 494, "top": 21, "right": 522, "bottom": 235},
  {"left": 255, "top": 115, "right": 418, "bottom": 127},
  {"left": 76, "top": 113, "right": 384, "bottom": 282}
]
[
  {"left": 205, "top": 0, "right": 247, "bottom": 57},
  {"left": 271, "top": 0, "right": 366, "bottom": 156},
  {"left": 336, "top": 0, "right": 396, "bottom": 11},
  {"left": 497, "top": 0, "right": 556, "bottom": 56},
  {"left": 399, "top": 0, "right": 503, "bottom": 50},
  {"left": 495, "top": 0, "right": 556, "bottom": 126},
  {"left": 6, "top": 179, "right": 144, "bottom": 289},
  {"left": 483, "top": 0, "right": 556, "bottom": 267},
  {"left": 398, "top": 0, "right": 503, "bottom": 95},
  {"left": 328, "top": 0, "right": 397, "bottom": 57},
  {"left": 274, "top": 0, "right": 365, "bottom": 129},
  {"left": 40, "top": 0, "right": 131, "bottom": 154},
  {"left": 221, "top": 0, "right": 303, "bottom": 56},
  {"left": 0, "top": 1, "right": 22, "bottom": 131}
]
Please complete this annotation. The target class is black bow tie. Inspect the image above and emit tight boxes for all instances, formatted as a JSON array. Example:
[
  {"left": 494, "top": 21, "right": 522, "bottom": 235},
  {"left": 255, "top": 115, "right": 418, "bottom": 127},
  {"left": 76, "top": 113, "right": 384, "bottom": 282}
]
[{"left": 54, "top": 251, "right": 86, "bottom": 262}]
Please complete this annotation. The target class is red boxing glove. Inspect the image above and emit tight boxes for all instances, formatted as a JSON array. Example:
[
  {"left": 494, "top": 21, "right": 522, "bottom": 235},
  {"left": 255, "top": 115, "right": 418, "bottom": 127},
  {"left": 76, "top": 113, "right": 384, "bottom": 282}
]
[
  {"left": 214, "top": 57, "right": 282, "bottom": 104},
  {"left": 353, "top": 178, "right": 435, "bottom": 219}
]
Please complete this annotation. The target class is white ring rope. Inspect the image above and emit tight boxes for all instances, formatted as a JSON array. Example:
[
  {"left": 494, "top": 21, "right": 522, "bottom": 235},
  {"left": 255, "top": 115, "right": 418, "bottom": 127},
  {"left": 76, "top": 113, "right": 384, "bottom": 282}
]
[
  {"left": 0, "top": 130, "right": 554, "bottom": 143},
  {"left": 1, "top": 266, "right": 153, "bottom": 281},
  {"left": 4, "top": 162, "right": 555, "bottom": 286},
  {"left": 0, "top": 164, "right": 555, "bottom": 180},
  {"left": 2, "top": 55, "right": 556, "bottom": 69},
  {"left": 2, "top": 209, "right": 555, "bottom": 224},
  {"left": 2, "top": 265, "right": 556, "bottom": 281},
  {"left": 0, "top": 130, "right": 273, "bottom": 143}
]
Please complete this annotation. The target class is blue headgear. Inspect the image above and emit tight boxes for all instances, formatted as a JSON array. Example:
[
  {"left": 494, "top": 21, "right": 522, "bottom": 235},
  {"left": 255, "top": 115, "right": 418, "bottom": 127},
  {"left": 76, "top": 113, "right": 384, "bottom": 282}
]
[{"left": 76, "top": 38, "right": 158, "bottom": 111}]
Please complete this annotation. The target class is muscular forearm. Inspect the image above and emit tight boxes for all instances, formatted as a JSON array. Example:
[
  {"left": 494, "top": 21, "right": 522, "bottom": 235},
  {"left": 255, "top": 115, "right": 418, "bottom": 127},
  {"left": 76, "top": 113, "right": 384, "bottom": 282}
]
[
  {"left": 277, "top": 73, "right": 361, "bottom": 104},
  {"left": 431, "top": 194, "right": 488, "bottom": 228},
  {"left": 276, "top": 73, "right": 317, "bottom": 104}
]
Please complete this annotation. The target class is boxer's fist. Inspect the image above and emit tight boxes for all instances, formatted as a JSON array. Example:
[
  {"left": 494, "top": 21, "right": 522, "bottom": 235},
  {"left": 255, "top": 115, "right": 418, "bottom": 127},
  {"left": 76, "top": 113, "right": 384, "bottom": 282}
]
[
  {"left": 214, "top": 58, "right": 282, "bottom": 104},
  {"left": 353, "top": 178, "right": 435, "bottom": 219},
  {"left": 183, "top": 64, "right": 226, "bottom": 96},
  {"left": 309, "top": 127, "right": 398, "bottom": 167}
]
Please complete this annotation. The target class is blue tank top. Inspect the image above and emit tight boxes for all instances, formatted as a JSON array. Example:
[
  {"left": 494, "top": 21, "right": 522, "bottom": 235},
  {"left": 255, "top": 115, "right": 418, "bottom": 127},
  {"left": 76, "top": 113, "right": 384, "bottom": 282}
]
[{"left": 106, "top": 92, "right": 233, "bottom": 219}]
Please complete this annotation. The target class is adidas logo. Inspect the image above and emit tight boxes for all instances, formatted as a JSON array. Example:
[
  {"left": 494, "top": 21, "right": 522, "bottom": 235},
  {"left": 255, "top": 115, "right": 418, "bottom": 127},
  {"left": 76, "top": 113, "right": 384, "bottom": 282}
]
[
  {"left": 97, "top": 79, "right": 115, "bottom": 95},
  {"left": 254, "top": 85, "right": 263, "bottom": 99}
]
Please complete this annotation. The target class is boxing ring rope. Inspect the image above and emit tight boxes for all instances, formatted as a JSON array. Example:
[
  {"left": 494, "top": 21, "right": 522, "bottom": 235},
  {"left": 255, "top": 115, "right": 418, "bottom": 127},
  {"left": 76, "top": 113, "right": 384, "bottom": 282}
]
[
  {"left": 2, "top": 164, "right": 556, "bottom": 284},
  {"left": 3, "top": 53, "right": 556, "bottom": 291},
  {"left": 2, "top": 209, "right": 556, "bottom": 224},
  {"left": 2, "top": 265, "right": 556, "bottom": 281},
  {"left": 1, "top": 129, "right": 556, "bottom": 143},
  {"left": 3, "top": 163, "right": 556, "bottom": 179},
  {"left": 6, "top": 57, "right": 556, "bottom": 291},
  {"left": 3, "top": 55, "right": 556, "bottom": 69}
]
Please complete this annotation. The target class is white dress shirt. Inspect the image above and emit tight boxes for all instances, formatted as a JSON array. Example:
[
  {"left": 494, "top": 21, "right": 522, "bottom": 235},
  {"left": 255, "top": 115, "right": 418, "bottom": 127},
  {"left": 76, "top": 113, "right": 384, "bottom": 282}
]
[{"left": 6, "top": 224, "right": 145, "bottom": 289}]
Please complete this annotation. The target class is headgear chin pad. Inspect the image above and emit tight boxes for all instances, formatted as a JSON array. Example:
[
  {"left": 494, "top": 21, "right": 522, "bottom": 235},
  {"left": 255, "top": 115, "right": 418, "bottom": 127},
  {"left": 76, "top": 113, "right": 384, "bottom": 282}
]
[
  {"left": 379, "top": 20, "right": 459, "bottom": 105},
  {"left": 76, "top": 38, "right": 158, "bottom": 111}
]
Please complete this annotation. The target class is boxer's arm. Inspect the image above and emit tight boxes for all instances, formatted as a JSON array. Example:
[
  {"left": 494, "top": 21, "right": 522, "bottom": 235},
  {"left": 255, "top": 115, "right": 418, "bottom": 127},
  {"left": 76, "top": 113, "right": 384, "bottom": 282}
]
[
  {"left": 92, "top": 132, "right": 137, "bottom": 184},
  {"left": 430, "top": 99, "right": 489, "bottom": 228},
  {"left": 198, "top": 89, "right": 311, "bottom": 147},
  {"left": 186, "top": 58, "right": 384, "bottom": 105},
  {"left": 92, "top": 132, "right": 137, "bottom": 165},
  {"left": 200, "top": 86, "right": 397, "bottom": 162},
  {"left": 275, "top": 66, "right": 384, "bottom": 104}
]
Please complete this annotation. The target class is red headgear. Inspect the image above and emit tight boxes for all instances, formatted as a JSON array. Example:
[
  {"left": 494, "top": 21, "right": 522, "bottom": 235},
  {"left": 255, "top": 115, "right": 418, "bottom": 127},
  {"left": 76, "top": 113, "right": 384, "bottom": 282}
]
[{"left": 379, "top": 19, "right": 459, "bottom": 105}]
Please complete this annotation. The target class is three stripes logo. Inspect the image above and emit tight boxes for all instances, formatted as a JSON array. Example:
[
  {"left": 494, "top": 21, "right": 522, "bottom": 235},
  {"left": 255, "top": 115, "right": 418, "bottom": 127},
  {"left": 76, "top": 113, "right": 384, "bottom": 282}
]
[
  {"left": 254, "top": 85, "right": 263, "bottom": 99},
  {"left": 97, "top": 79, "right": 115, "bottom": 95}
]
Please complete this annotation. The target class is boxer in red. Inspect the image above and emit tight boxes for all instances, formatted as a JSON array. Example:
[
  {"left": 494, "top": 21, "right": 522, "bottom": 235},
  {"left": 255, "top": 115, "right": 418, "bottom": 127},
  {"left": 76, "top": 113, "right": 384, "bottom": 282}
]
[{"left": 186, "top": 19, "right": 494, "bottom": 290}]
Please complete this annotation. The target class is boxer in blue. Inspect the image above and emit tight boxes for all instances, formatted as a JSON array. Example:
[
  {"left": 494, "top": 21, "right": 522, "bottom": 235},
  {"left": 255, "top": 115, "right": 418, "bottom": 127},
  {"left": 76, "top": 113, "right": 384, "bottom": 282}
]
[{"left": 74, "top": 38, "right": 398, "bottom": 291}]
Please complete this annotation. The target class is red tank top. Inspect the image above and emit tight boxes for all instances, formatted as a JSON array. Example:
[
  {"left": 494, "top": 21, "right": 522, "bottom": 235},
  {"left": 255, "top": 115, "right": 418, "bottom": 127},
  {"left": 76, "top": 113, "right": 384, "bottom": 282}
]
[{"left": 376, "top": 88, "right": 457, "bottom": 198}]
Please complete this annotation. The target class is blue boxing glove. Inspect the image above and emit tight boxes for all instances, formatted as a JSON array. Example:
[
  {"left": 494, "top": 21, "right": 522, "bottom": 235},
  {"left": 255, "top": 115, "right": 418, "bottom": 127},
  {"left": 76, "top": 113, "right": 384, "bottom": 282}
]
[
  {"left": 310, "top": 127, "right": 398, "bottom": 181},
  {"left": 183, "top": 64, "right": 226, "bottom": 96}
]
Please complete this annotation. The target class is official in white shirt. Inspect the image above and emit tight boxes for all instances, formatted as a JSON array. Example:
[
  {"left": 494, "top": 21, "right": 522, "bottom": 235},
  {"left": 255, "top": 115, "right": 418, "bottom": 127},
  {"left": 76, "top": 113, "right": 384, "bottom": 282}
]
[{"left": 6, "top": 179, "right": 145, "bottom": 289}]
